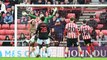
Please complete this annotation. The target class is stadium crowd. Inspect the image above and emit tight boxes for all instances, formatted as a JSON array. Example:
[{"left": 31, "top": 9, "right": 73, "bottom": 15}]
[{"left": 0, "top": 0, "right": 107, "bottom": 47}]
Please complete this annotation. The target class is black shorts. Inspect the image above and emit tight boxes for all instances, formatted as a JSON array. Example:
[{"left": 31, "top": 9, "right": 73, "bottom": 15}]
[
  {"left": 84, "top": 39, "right": 91, "bottom": 45},
  {"left": 67, "top": 38, "right": 79, "bottom": 47}
]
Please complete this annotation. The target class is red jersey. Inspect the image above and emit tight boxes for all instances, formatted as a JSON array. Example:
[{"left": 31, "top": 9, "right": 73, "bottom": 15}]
[
  {"left": 65, "top": 22, "right": 79, "bottom": 39},
  {"left": 79, "top": 24, "right": 92, "bottom": 40}
]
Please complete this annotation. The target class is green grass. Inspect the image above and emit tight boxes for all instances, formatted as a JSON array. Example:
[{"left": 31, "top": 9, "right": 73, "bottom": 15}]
[{"left": 0, "top": 57, "right": 107, "bottom": 60}]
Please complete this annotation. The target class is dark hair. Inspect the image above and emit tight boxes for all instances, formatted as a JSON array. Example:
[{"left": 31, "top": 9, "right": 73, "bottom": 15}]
[
  {"left": 5, "top": 35, "right": 10, "bottom": 40},
  {"left": 83, "top": 20, "right": 87, "bottom": 24},
  {"left": 40, "top": 17, "right": 45, "bottom": 21},
  {"left": 90, "top": 16, "right": 94, "bottom": 18},
  {"left": 19, "top": 33, "right": 26, "bottom": 39},
  {"left": 70, "top": 17, "right": 75, "bottom": 21}
]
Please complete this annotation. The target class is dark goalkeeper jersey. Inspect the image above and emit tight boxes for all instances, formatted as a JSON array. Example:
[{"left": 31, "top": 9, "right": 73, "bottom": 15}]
[{"left": 36, "top": 23, "right": 50, "bottom": 39}]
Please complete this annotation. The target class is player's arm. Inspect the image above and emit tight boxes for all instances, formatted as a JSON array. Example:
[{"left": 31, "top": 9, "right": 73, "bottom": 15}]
[
  {"left": 64, "top": 24, "right": 68, "bottom": 36},
  {"left": 28, "top": 14, "right": 36, "bottom": 19},
  {"left": 34, "top": 24, "right": 40, "bottom": 35},
  {"left": 22, "top": 11, "right": 36, "bottom": 19},
  {"left": 76, "top": 29, "right": 80, "bottom": 42},
  {"left": 44, "top": 7, "right": 57, "bottom": 23}
]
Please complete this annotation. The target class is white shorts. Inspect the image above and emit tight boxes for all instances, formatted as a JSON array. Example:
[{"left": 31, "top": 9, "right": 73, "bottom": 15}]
[{"left": 37, "top": 38, "right": 50, "bottom": 45}]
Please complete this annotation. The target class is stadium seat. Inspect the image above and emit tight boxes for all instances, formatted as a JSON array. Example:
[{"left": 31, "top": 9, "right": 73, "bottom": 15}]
[
  {"left": 18, "top": 30, "right": 24, "bottom": 35},
  {"left": 17, "top": 35, "right": 20, "bottom": 40},
  {"left": 2, "top": 24, "right": 9, "bottom": 29},
  {"left": 95, "top": 13, "right": 100, "bottom": 19},
  {"left": 0, "top": 35, "right": 5, "bottom": 40},
  {"left": 17, "top": 24, "right": 26, "bottom": 30},
  {"left": 101, "top": 30, "right": 107, "bottom": 35},
  {"left": 0, "top": 42, "right": 3, "bottom": 46},
  {"left": 23, "top": 30, "right": 30, "bottom": 35},
  {"left": 5, "top": 30, "right": 14, "bottom": 35},
  {"left": 95, "top": 30, "right": 100, "bottom": 35},
  {"left": 0, "top": 30, "right": 5, "bottom": 35},
  {"left": 65, "top": 19, "right": 70, "bottom": 23},
  {"left": 26, "top": 24, "right": 30, "bottom": 29},
  {"left": 8, "top": 35, "right": 13, "bottom": 40},
  {"left": 67, "top": 13, "right": 75, "bottom": 19},
  {"left": 93, "top": 42, "right": 99, "bottom": 46},
  {"left": 94, "top": 18, "right": 100, "bottom": 23},
  {"left": 0, "top": 24, "right": 1, "bottom": 29},
  {"left": 10, "top": 24, "right": 14, "bottom": 30},
  {"left": 96, "top": 24, "right": 104, "bottom": 29},
  {"left": 17, "top": 19, "right": 21, "bottom": 24}
]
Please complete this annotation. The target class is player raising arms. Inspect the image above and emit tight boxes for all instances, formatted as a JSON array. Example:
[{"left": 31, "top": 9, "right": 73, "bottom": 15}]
[
  {"left": 79, "top": 20, "right": 95, "bottom": 58},
  {"left": 64, "top": 18, "right": 83, "bottom": 58}
]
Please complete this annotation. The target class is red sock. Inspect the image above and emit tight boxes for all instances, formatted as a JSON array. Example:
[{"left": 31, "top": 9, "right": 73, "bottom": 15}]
[
  {"left": 79, "top": 51, "right": 83, "bottom": 55},
  {"left": 87, "top": 46, "right": 91, "bottom": 54},
  {"left": 90, "top": 44, "right": 94, "bottom": 52}
]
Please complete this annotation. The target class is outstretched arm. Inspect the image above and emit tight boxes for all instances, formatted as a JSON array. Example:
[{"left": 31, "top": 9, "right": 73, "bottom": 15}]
[{"left": 44, "top": 7, "right": 58, "bottom": 23}]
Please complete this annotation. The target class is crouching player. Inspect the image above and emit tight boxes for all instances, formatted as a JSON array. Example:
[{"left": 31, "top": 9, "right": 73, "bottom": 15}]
[{"left": 64, "top": 18, "right": 83, "bottom": 58}]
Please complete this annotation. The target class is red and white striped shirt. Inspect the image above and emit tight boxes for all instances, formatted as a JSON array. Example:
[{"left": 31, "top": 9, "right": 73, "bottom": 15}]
[
  {"left": 79, "top": 24, "right": 92, "bottom": 40},
  {"left": 65, "top": 22, "right": 79, "bottom": 39}
]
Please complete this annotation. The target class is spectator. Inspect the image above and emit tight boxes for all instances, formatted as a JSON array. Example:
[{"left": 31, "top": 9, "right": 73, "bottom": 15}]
[
  {"left": 20, "top": 15, "right": 28, "bottom": 24},
  {"left": 53, "top": 19, "right": 64, "bottom": 46},
  {"left": 91, "top": 28, "right": 97, "bottom": 40},
  {"left": 0, "top": 0, "right": 6, "bottom": 14},
  {"left": 22, "top": 0, "right": 31, "bottom": 4},
  {"left": 64, "top": 0, "right": 70, "bottom": 4},
  {"left": 49, "top": 16, "right": 57, "bottom": 28},
  {"left": 37, "top": 0, "right": 45, "bottom": 4},
  {"left": 2, "top": 35, "right": 12, "bottom": 46},
  {"left": 0, "top": 14, "right": 3, "bottom": 24},
  {"left": 99, "top": 12, "right": 107, "bottom": 24},
  {"left": 96, "top": 30, "right": 107, "bottom": 46},
  {"left": 11, "top": 6, "right": 15, "bottom": 20},
  {"left": 87, "top": 16, "right": 98, "bottom": 29},
  {"left": 18, "top": 33, "right": 28, "bottom": 46},
  {"left": 4, "top": 12, "right": 13, "bottom": 24},
  {"left": 60, "top": 16, "right": 66, "bottom": 32}
]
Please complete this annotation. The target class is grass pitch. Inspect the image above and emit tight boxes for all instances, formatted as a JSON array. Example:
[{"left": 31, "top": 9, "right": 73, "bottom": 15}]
[{"left": 0, "top": 57, "right": 107, "bottom": 60}]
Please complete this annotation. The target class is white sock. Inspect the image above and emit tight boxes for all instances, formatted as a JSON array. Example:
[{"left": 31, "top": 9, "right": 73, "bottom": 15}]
[{"left": 47, "top": 48, "right": 50, "bottom": 57}]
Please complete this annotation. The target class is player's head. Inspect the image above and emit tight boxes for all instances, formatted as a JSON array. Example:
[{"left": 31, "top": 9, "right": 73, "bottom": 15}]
[
  {"left": 40, "top": 17, "right": 45, "bottom": 22},
  {"left": 70, "top": 17, "right": 75, "bottom": 22},
  {"left": 90, "top": 16, "right": 94, "bottom": 20},
  {"left": 83, "top": 20, "right": 87, "bottom": 24}
]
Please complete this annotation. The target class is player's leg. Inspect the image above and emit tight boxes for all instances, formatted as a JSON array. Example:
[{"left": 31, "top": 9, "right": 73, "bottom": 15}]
[
  {"left": 44, "top": 38, "right": 51, "bottom": 57},
  {"left": 64, "top": 38, "right": 72, "bottom": 58},
  {"left": 84, "top": 40, "right": 92, "bottom": 57},
  {"left": 25, "top": 35, "right": 36, "bottom": 57},
  {"left": 89, "top": 40, "right": 95, "bottom": 56},
  {"left": 74, "top": 39, "right": 83, "bottom": 57},
  {"left": 36, "top": 38, "right": 43, "bottom": 57}
]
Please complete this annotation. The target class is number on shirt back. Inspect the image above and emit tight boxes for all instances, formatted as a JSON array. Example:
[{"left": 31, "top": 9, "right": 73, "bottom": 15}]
[
  {"left": 68, "top": 27, "right": 76, "bottom": 32},
  {"left": 41, "top": 27, "right": 47, "bottom": 33},
  {"left": 82, "top": 28, "right": 89, "bottom": 35}
]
